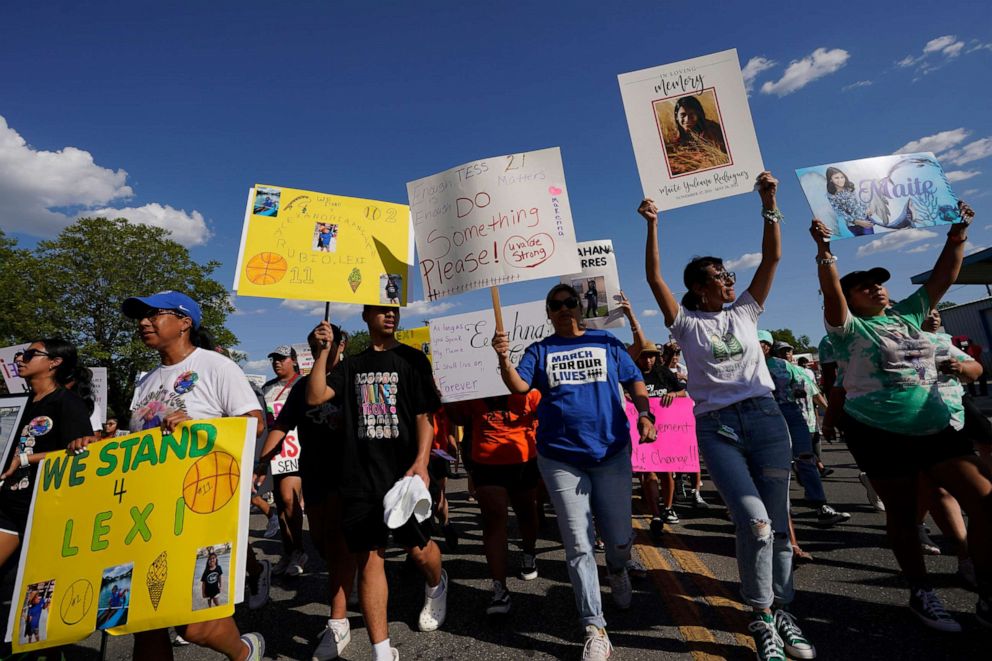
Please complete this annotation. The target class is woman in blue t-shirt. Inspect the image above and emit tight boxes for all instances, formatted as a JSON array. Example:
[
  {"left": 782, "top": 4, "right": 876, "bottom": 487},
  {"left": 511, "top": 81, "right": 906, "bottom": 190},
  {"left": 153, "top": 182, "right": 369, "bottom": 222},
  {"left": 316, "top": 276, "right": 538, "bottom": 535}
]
[{"left": 493, "top": 283, "right": 655, "bottom": 661}]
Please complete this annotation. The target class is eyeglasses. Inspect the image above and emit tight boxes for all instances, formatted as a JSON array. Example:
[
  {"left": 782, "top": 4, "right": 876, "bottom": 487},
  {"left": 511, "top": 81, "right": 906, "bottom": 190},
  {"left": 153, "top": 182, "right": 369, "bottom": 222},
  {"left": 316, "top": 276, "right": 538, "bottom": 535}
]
[
  {"left": 140, "top": 308, "right": 189, "bottom": 321},
  {"left": 710, "top": 271, "right": 736, "bottom": 284},
  {"left": 20, "top": 349, "right": 50, "bottom": 361},
  {"left": 548, "top": 297, "right": 580, "bottom": 312}
]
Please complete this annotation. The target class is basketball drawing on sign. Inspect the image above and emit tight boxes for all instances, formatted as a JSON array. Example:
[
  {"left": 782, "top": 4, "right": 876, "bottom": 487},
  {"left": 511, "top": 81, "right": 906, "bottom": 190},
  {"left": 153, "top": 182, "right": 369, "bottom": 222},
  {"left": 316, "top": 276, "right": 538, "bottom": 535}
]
[
  {"left": 245, "top": 252, "right": 288, "bottom": 286},
  {"left": 183, "top": 451, "right": 240, "bottom": 514},
  {"left": 58, "top": 579, "right": 94, "bottom": 626}
]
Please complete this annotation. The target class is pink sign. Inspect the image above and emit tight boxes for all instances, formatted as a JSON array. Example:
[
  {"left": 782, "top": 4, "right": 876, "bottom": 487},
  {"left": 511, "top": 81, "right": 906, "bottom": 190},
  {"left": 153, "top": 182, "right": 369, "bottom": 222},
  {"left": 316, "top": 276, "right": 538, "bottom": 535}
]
[{"left": 626, "top": 398, "right": 700, "bottom": 473}]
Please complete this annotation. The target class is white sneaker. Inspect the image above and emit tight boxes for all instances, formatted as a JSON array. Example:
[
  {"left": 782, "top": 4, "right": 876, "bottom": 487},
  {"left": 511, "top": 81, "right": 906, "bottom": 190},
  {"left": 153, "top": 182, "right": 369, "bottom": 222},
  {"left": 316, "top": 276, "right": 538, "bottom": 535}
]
[
  {"left": 272, "top": 554, "right": 292, "bottom": 576},
  {"left": 248, "top": 559, "right": 271, "bottom": 610},
  {"left": 859, "top": 472, "right": 885, "bottom": 512},
  {"left": 312, "top": 618, "right": 351, "bottom": 660},
  {"left": 263, "top": 513, "right": 281, "bottom": 538},
  {"left": 241, "top": 632, "right": 265, "bottom": 661},
  {"left": 609, "top": 568, "right": 632, "bottom": 610},
  {"left": 286, "top": 550, "right": 308, "bottom": 577},
  {"left": 582, "top": 625, "right": 613, "bottom": 660},
  {"left": 172, "top": 634, "right": 190, "bottom": 646},
  {"left": 418, "top": 569, "right": 448, "bottom": 631}
]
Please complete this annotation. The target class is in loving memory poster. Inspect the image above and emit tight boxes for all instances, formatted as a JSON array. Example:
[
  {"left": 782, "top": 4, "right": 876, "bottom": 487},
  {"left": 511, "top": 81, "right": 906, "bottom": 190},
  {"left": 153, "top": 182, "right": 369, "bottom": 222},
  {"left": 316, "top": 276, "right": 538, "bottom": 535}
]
[{"left": 618, "top": 48, "right": 764, "bottom": 210}]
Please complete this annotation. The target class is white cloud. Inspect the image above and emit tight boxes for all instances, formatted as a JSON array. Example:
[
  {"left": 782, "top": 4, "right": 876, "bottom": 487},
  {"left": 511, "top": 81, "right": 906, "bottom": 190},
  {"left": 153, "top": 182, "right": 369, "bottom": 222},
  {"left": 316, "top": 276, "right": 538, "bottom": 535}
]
[
  {"left": 725, "top": 252, "right": 762, "bottom": 270},
  {"left": 641, "top": 309, "right": 660, "bottom": 318},
  {"left": 855, "top": 229, "right": 937, "bottom": 257},
  {"left": 942, "top": 137, "right": 992, "bottom": 166},
  {"left": 898, "top": 34, "right": 968, "bottom": 74},
  {"left": 0, "top": 114, "right": 210, "bottom": 246},
  {"left": 242, "top": 359, "right": 270, "bottom": 372},
  {"left": 741, "top": 56, "right": 776, "bottom": 93},
  {"left": 402, "top": 299, "right": 457, "bottom": 319},
  {"left": 280, "top": 299, "right": 360, "bottom": 319},
  {"left": 842, "top": 80, "right": 873, "bottom": 91},
  {"left": 906, "top": 243, "right": 933, "bottom": 254},
  {"left": 946, "top": 170, "right": 981, "bottom": 182},
  {"left": 923, "top": 35, "right": 963, "bottom": 56},
  {"left": 966, "top": 241, "right": 989, "bottom": 256},
  {"left": 895, "top": 128, "right": 970, "bottom": 155},
  {"left": 760, "top": 48, "right": 849, "bottom": 96}
]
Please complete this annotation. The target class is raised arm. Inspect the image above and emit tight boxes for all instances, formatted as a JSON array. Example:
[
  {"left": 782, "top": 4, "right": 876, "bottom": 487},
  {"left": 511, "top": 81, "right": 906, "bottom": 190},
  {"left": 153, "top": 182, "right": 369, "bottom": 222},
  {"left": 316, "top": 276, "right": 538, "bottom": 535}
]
[
  {"left": 617, "top": 291, "right": 645, "bottom": 359},
  {"left": 306, "top": 321, "right": 337, "bottom": 405},
  {"left": 638, "top": 199, "right": 680, "bottom": 326},
  {"left": 925, "top": 201, "right": 975, "bottom": 305},
  {"left": 746, "top": 171, "right": 782, "bottom": 306},
  {"left": 492, "top": 331, "right": 531, "bottom": 394},
  {"left": 811, "top": 219, "right": 847, "bottom": 327}
]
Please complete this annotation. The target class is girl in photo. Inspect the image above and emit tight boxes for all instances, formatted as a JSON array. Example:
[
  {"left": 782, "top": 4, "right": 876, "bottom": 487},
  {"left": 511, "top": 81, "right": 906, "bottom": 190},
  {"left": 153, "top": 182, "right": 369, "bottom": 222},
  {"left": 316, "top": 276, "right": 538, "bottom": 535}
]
[
  {"left": 673, "top": 95, "right": 727, "bottom": 154},
  {"left": 201, "top": 552, "right": 224, "bottom": 608}
]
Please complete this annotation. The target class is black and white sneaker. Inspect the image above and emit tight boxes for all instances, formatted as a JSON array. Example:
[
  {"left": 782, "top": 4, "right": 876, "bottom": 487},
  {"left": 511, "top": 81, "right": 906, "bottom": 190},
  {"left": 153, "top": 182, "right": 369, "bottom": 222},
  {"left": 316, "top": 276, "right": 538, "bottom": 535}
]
[
  {"left": 486, "top": 581, "right": 511, "bottom": 615},
  {"left": 519, "top": 553, "right": 538, "bottom": 581},
  {"left": 909, "top": 588, "right": 962, "bottom": 632},
  {"left": 815, "top": 504, "right": 850, "bottom": 527},
  {"left": 773, "top": 609, "right": 816, "bottom": 659},
  {"left": 661, "top": 507, "right": 680, "bottom": 524}
]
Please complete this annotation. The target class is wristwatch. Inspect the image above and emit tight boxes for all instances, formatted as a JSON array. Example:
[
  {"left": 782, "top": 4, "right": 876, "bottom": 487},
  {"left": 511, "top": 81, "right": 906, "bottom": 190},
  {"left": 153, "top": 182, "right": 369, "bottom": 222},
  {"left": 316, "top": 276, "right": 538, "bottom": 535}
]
[{"left": 638, "top": 410, "right": 656, "bottom": 424}]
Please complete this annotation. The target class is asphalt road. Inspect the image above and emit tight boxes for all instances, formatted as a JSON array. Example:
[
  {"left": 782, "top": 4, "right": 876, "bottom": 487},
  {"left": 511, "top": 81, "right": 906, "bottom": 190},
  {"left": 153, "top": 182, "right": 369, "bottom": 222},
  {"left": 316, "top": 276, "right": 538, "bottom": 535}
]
[{"left": 2, "top": 441, "right": 986, "bottom": 660}]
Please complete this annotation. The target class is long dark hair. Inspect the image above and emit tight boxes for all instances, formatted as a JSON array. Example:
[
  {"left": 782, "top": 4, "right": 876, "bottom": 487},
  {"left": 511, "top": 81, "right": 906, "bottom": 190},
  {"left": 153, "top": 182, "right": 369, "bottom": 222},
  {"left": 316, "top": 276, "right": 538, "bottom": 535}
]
[
  {"left": 825, "top": 167, "right": 855, "bottom": 194},
  {"left": 681, "top": 256, "right": 723, "bottom": 311},
  {"left": 190, "top": 327, "right": 216, "bottom": 351},
  {"left": 674, "top": 96, "right": 707, "bottom": 141},
  {"left": 36, "top": 338, "right": 96, "bottom": 413}
]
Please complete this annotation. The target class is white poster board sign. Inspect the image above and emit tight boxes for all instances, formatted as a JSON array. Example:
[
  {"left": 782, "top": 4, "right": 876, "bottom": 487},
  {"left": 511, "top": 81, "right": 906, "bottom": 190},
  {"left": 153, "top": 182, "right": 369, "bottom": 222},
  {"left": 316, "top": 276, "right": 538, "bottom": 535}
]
[
  {"left": 430, "top": 301, "right": 552, "bottom": 402},
  {"left": 88, "top": 367, "right": 108, "bottom": 430},
  {"left": 560, "top": 240, "right": 625, "bottom": 329},
  {"left": 408, "top": 147, "right": 581, "bottom": 301},
  {"left": 619, "top": 49, "right": 764, "bottom": 210},
  {"left": 0, "top": 344, "right": 29, "bottom": 394},
  {"left": 291, "top": 342, "right": 315, "bottom": 376}
]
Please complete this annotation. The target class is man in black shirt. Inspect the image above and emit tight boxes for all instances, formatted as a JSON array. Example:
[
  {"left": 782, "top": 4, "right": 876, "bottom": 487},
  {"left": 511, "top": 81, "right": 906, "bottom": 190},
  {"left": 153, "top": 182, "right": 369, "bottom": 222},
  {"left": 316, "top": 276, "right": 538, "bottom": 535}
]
[{"left": 307, "top": 306, "right": 446, "bottom": 661}]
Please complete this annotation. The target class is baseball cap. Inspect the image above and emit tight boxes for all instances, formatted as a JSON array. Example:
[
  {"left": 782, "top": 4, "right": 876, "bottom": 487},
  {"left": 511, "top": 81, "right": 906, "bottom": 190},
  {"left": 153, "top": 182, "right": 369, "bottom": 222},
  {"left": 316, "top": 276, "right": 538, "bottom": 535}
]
[
  {"left": 772, "top": 340, "right": 793, "bottom": 354},
  {"left": 839, "top": 267, "right": 891, "bottom": 296},
  {"left": 122, "top": 291, "right": 202, "bottom": 329},
  {"left": 267, "top": 345, "right": 296, "bottom": 359},
  {"left": 757, "top": 330, "right": 773, "bottom": 345}
]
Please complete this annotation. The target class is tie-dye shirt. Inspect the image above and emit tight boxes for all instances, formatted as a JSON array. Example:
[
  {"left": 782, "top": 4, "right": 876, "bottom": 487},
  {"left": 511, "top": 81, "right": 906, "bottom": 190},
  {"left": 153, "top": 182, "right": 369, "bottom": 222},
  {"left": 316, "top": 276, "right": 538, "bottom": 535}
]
[
  {"left": 927, "top": 331, "right": 973, "bottom": 431},
  {"left": 827, "top": 287, "right": 950, "bottom": 435}
]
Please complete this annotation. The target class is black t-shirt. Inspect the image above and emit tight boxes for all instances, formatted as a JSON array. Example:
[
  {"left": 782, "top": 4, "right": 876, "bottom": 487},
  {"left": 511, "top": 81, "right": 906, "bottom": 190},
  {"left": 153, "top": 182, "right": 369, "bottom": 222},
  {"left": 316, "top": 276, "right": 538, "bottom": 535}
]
[
  {"left": 272, "top": 375, "right": 344, "bottom": 492},
  {"left": 1, "top": 388, "right": 93, "bottom": 513},
  {"left": 328, "top": 343, "right": 439, "bottom": 500},
  {"left": 200, "top": 565, "right": 223, "bottom": 597},
  {"left": 642, "top": 365, "right": 686, "bottom": 397}
]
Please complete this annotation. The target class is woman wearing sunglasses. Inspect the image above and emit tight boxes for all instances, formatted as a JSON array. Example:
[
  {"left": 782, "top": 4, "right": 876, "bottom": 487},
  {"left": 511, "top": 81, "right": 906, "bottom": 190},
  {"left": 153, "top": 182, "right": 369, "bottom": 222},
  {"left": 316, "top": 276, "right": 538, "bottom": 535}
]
[
  {"left": 0, "top": 339, "right": 94, "bottom": 571},
  {"left": 639, "top": 172, "right": 817, "bottom": 661},
  {"left": 492, "top": 283, "right": 656, "bottom": 661}
]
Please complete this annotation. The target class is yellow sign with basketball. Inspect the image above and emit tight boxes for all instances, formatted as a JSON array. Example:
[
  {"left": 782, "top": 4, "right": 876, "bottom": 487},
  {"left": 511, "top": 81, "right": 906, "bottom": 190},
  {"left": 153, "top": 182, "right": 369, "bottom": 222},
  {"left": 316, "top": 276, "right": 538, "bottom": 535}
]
[
  {"left": 233, "top": 185, "right": 413, "bottom": 306},
  {"left": 5, "top": 419, "right": 255, "bottom": 652}
]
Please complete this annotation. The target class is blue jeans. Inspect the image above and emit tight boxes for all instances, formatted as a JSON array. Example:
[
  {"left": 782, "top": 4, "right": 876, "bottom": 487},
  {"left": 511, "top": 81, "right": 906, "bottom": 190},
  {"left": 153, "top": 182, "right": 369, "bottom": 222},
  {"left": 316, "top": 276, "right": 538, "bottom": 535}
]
[
  {"left": 538, "top": 447, "right": 633, "bottom": 628},
  {"left": 779, "top": 401, "right": 827, "bottom": 504},
  {"left": 696, "top": 396, "right": 795, "bottom": 609}
]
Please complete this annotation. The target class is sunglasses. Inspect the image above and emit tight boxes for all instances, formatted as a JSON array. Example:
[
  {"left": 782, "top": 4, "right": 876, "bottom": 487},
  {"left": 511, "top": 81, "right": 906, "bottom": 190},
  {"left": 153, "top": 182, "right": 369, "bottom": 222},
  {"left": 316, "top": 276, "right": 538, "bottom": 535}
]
[
  {"left": 710, "top": 271, "right": 736, "bottom": 284},
  {"left": 139, "top": 308, "right": 189, "bottom": 321},
  {"left": 548, "top": 297, "right": 580, "bottom": 312},
  {"left": 20, "top": 348, "right": 50, "bottom": 361}
]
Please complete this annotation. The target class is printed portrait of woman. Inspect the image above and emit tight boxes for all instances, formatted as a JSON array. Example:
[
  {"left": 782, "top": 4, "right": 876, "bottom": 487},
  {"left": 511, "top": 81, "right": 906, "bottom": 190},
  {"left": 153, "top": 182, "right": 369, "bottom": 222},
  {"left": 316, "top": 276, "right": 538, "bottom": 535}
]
[
  {"left": 655, "top": 90, "right": 731, "bottom": 176},
  {"left": 825, "top": 167, "right": 876, "bottom": 236}
]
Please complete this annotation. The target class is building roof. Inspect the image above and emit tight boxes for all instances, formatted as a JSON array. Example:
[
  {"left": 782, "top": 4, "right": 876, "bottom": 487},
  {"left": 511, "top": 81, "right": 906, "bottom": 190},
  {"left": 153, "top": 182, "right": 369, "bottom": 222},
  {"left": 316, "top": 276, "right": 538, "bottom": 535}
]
[{"left": 911, "top": 246, "right": 992, "bottom": 285}]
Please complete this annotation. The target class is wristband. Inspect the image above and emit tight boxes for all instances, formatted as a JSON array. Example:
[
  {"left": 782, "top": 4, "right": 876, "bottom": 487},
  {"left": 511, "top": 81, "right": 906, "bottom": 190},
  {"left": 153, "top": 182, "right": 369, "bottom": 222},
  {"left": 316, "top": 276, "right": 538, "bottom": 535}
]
[
  {"left": 762, "top": 208, "right": 784, "bottom": 224},
  {"left": 638, "top": 410, "right": 656, "bottom": 424},
  {"left": 19, "top": 452, "right": 29, "bottom": 468},
  {"left": 816, "top": 255, "right": 837, "bottom": 265}
]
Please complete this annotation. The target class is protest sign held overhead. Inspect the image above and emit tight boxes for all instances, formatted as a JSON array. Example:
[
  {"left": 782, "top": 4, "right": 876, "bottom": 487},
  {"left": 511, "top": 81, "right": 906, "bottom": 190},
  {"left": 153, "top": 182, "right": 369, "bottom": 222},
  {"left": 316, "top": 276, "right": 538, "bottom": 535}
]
[
  {"left": 430, "top": 301, "right": 551, "bottom": 402},
  {"left": 233, "top": 185, "right": 413, "bottom": 306},
  {"left": 408, "top": 147, "right": 581, "bottom": 301},
  {"left": 619, "top": 49, "right": 764, "bottom": 210},
  {"left": 88, "top": 368, "right": 108, "bottom": 431},
  {"left": 625, "top": 399, "right": 700, "bottom": 473},
  {"left": 1, "top": 344, "right": 29, "bottom": 394},
  {"left": 560, "top": 240, "right": 625, "bottom": 329},
  {"left": 6, "top": 418, "right": 255, "bottom": 652},
  {"left": 796, "top": 152, "right": 962, "bottom": 241}
]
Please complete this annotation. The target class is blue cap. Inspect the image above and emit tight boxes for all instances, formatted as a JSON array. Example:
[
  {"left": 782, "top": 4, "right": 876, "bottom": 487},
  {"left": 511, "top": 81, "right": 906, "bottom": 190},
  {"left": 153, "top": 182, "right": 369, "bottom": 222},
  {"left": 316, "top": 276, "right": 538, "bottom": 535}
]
[
  {"left": 757, "top": 330, "right": 773, "bottom": 345},
  {"left": 122, "top": 291, "right": 202, "bottom": 329}
]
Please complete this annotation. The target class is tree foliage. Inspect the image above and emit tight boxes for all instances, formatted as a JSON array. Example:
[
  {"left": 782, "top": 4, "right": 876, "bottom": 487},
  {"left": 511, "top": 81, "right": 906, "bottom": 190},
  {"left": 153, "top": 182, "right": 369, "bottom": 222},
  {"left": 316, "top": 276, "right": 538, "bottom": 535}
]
[
  {"left": 0, "top": 219, "right": 237, "bottom": 418},
  {"left": 768, "top": 328, "right": 813, "bottom": 352},
  {"left": 936, "top": 300, "right": 958, "bottom": 311}
]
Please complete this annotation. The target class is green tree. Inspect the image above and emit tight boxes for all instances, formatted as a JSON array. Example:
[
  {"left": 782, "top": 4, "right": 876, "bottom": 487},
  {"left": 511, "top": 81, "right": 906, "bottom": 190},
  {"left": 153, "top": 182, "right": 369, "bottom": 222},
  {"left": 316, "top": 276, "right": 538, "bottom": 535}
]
[
  {"left": 18, "top": 217, "right": 237, "bottom": 419},
  {"left": 769, "top": 328, "right": 813, "bottom": 352},
  {"left": 936, "top": 300, "right": 958, "bottom": 311},
  {"left": 344, "top": 329, "right": 370, "bottom": 356},
  {"left": 0, "top": 229, "right": 58, "bottom": 345}
]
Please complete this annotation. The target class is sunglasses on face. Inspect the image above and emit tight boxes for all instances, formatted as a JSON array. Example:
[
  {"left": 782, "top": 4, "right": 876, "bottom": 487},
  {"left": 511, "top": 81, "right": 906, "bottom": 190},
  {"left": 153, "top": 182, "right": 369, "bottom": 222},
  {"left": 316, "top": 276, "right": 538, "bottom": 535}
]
[
  {"left": 20, "top": 348, "right": 50, "bottom": 361},
  {"left": 548, "top": 297, "right": 580, "bottom": 312},
  {"left": 710, "top": 271, "right": 736, "bottom": 284},
  {"left": 140, "top": 308, "right": 189, "bottom": 322}
]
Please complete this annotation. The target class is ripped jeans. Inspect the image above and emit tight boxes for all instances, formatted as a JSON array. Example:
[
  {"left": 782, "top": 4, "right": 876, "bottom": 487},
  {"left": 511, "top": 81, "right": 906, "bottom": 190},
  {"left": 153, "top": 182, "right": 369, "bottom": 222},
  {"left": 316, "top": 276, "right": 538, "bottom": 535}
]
[
  {"left": 538, "top": 446, "right": 633, "bottom": 628},
  {"left": 696, "top": 396, "right": 795, "bottom": 609}
]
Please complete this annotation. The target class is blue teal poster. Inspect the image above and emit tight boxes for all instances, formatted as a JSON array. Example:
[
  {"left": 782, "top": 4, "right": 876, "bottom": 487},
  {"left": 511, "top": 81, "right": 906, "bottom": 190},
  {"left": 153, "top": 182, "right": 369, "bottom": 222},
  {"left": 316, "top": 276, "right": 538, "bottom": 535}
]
[{"left": 796, "top": 152, "right": 961, "bottom": 241}]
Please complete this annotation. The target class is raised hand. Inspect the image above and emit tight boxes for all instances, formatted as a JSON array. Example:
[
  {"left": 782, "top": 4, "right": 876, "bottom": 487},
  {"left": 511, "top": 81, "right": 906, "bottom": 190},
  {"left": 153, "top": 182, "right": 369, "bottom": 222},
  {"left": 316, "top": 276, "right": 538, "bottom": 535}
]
[
  {"left": 637, "top": 199, "right": 659, "bottom": 224},
  {"left": 810, "top": 219, "right": 832, "bottom": 250},
  {"left": 756, "top": 171, "right": 778, "bottom": 207}
]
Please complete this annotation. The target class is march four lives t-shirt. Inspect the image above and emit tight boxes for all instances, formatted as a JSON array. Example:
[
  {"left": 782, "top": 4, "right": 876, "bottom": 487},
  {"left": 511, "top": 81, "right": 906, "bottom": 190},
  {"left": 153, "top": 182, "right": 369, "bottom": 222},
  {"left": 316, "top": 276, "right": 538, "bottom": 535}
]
[
  {"left": 515, "top": 329, "right": 642, "bottom": 466},
  {"left": 328, "top": 344, "right": 439, "bottom": 500},
  {"left": 669, "top": 291, "right": 774, "bottom": 415},
  {"left": 129, "top": 348, "right": 261, "bottom": 431}
]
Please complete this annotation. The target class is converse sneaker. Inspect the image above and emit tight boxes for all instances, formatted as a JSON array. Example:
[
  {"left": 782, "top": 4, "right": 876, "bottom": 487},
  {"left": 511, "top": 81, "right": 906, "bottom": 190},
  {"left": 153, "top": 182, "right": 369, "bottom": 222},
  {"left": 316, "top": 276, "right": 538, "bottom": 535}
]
[
  {"left": 582, "top": 625, "right": 613, "bottom": 661},
  {"left": 263, "top": 513, "right": 281, "bottom": 538},
  {"left": 609, "top": 568, "right": 632, "bottom": 610},
  {"left": 247, "top": 559, "right": 271, "bottom": 610},
  {"left": 418, "top": 569, "right": 448, "bottom": 631},
  {"left": 859, "top": 472, "right": 885, "bottom": 512},
  {"left": 241, "top": 632, "right": 265, "bottom": 661},
  {"left": 312, "top": 618, "right": 351, "bottom": 660},
  {"left": 748, "top": 613, "right": 785, "bottom": 661},
  {"left": 172, "top": 634, "right": 190, "bottom": 646},
  {"left": 486, "top": 580, "right": 511, "bottom": 615},
  {"left": 519, "top": 553, "right": 538, "bottom": 581},
  {"left": 918, "top": 525, "right": 942, "bottom": 555},
  {"left": 286, "top": 550, "right": 308, "bottom": 577},
  {"left": 691, "top": 489, "right": 710, "bottom": 509},
  {"left": 815, "top": 504, "right": 850, "bottom": 527},
  {"left": 661, "top": 507, "right": 680, "bottom": 524},
  {"left": 909, "top": 588, "right": 962, "bottom": 632},
  {"left": 773, "top": 609, "right": 816, "bottom": 659}
]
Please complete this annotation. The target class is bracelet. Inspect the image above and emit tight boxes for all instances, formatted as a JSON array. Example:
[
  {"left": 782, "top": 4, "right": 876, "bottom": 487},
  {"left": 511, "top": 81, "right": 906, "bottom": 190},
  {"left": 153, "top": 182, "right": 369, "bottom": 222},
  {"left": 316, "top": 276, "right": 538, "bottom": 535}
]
[
  {"left": 947, "top": 231, "right": 967, "bottom": 244},
  {"left": 19, "top": 452, "right": 29, "bottom": 468},
  {"left": 816, "top": 255, "right": 837, "bottom": 265},
  {"left": 762, "top": 208, "right": 784, "bottom": 224}
]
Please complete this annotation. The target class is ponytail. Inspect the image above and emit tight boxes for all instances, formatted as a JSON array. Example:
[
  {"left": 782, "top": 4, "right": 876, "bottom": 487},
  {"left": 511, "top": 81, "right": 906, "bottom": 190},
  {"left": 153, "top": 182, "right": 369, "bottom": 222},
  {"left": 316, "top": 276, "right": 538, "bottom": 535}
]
[
  {"left": 36, "top": 338, "right": 96, "bottom": 414},
  {"left": 190, "top": 327, "right": 217, "bottom": 351}
]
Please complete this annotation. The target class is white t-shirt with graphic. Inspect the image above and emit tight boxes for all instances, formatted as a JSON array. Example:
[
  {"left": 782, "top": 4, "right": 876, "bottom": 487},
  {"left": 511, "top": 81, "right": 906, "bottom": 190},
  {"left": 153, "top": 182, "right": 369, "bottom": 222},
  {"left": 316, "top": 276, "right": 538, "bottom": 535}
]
[
  {"left": 669, "top": 291, "right": 774, "bottom": 415},
  {"left": 130, "top": 348, "right": 261, "bottom": 431}
]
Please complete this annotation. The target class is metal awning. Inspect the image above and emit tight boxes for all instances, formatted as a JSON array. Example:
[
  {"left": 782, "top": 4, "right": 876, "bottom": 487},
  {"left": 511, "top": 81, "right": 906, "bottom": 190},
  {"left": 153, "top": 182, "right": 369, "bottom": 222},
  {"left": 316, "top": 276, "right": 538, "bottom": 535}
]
[{"left": 911, "top": 246, "right": 992, "bottom": 285}]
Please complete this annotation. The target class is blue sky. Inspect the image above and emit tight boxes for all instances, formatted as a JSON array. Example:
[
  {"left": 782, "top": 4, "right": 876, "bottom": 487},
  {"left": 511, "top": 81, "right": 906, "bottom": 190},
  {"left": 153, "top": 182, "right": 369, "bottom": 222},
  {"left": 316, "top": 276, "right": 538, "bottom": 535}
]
[{"left": 2, "top": 0, "right": 991, "bottom": 373}]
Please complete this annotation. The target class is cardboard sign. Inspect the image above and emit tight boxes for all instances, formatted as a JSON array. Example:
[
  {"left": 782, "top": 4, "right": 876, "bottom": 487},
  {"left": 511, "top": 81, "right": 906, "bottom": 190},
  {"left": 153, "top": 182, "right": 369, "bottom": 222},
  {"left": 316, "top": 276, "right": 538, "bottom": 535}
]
[
  {"left": 395, "top": 327, "right": 432, "bottom": 363},
  {"left": 7, "top": 418, "right": 256, "bottom": 651},
  {"left": 408, "top": 147, "right": 580, "bottom": 301},
  {"left": 89, "top": 368, "right": 108, "bottom": 431},
  {"left": 233, "top": 185, "right": 413, "bottom": 305},
  {"left": 560, "top": 240, "right": 625, "bottom": 329},
  {"left": 266, "top": 398, "right": 300, "bottom": 476},
  {"left": 619, "top": 49, "right": 764, "bottom": 210},
  {"left": 0, "top": 344, "right": 29, "bottom": 394},
  {"left": 429, "top": 301, "right": 552, "bottom": 402},
  {"left": 626, "top": 398, "right": 699, "bottom": 473},
  {"left": 290, "top": 343, "right": 315, "bottom": 376},
  {"left": 796, "top": 152, "right": 962, "bottom": 241}
]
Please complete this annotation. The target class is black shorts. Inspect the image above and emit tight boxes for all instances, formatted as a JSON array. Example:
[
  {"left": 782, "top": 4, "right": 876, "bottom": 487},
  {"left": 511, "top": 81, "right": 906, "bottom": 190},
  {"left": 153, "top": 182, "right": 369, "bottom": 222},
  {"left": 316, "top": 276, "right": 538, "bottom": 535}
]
[
  {"left": 962, "top": 394, "right": 992, "bottom": 446},
  {"left": 843, "top": 414, "right": 975, "bottom": 479},
  {"left": 0, "top": 499, "right": 28, "bottom": 538},
  {"left": 469, "top": 459, "right": 539, "bottom": 490},
  {"left": 342, "top": 498, "right": 433, "bottom": 553}
]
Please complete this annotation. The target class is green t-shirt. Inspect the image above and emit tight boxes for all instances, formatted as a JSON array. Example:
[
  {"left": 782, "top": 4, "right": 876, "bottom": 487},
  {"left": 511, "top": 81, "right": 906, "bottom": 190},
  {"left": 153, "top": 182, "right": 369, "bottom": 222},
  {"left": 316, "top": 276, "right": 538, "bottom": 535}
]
[
  {"left": 928, "top": 332, "right": 972, "bottom": 431},
  {"left": 766, "top": 357, "right": 821, "bottom": 432},
  {"left": 827, "top": 287, "right": 951, "bottom": 435}
]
